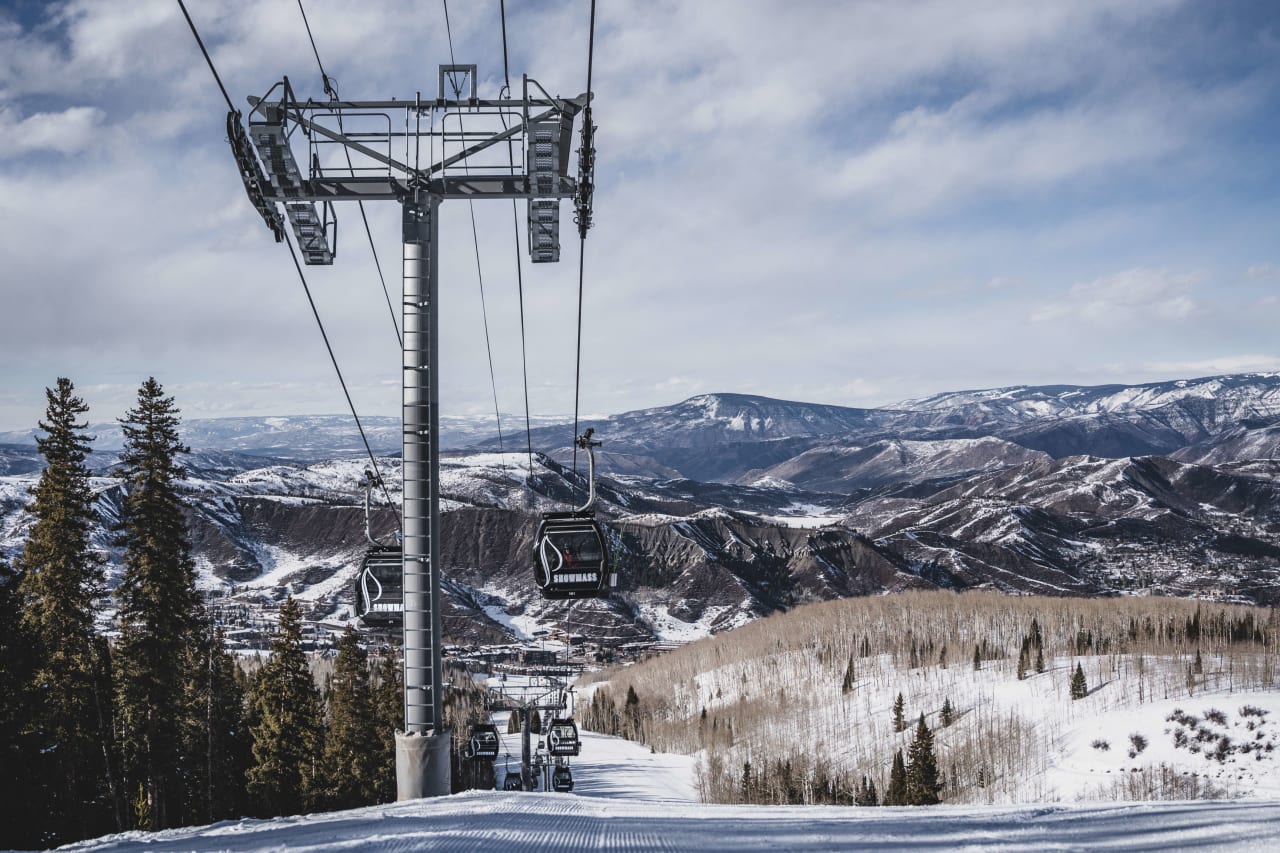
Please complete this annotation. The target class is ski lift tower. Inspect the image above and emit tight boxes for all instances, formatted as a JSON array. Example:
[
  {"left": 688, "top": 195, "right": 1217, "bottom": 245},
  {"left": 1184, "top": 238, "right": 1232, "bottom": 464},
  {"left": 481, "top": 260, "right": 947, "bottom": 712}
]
[{"left": 230, "top": 66, "right": 592, "bottom": 798}]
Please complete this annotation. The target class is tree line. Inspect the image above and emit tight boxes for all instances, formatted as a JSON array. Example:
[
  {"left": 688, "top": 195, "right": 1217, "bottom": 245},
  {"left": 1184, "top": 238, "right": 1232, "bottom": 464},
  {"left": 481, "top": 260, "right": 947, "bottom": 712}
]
[{"left": 0, "top": 378, "right": 465, "bottom": 849}]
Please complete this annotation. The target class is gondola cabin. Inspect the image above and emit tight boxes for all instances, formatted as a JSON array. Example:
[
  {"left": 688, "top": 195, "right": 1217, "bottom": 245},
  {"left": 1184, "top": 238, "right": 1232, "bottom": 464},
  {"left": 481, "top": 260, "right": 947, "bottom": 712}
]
[
  {"left": 468, "top": 724, "right": 500, "bottom": 760},
  {"left": 551, "top": 766, "right": 574, "bottom": 792},
  {"left": 503, "top": 771, "right": 522, "bottom": 791},
  {"left": 546, "top": 718, "right": 581, "bottom": 757},
  {"left": 354, "top": 545, "right": 402, "bottom": 625},
  {"left": 533, "top": 511, "right": 615, "bottom": 600}
]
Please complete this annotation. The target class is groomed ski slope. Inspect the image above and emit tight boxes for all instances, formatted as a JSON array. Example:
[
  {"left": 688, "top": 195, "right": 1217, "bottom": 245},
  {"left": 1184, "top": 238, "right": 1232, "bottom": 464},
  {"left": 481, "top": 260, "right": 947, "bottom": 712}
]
[{"left": 56, "top": 725, "right": 1280, "bottom": 852}]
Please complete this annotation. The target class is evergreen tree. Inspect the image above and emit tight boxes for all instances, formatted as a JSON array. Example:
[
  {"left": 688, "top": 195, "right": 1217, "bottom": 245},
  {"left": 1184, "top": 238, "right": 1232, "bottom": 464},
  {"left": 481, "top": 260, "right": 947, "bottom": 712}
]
[
  {"left": 113, "top": 379, "right": 202, "bottom": 830},
  {"left": 1193, "top": 648, "right": 1204, "bottom": 675},
  {"left": 247, "top": 598, "right": 323, "bottom": 817},
  {"left": 855, "top": 774, "right": 879, "bottom": 806},
  {"left": 17, "top": 379, "right": 122, "bottom": 843},
  {"left": 371, "top": 654, "right": 403, "bottom": 804},
  {"left": 940, "top": 696, "right": 954, "bottom": 728},
  {"left": 1070, "top": 662, "right": 1088, "bottom": 700},
  {"left": 1034, "top": 645, "right": 1046, "bottom": 674},
  {"left": 179, "top": 625, "right": 250, "bottom": 824},
  {"left": 623, "top": 685, "right": 642, "bottom": 740},
  {"left": 885, "top": 749, "right": 907, "bottom": 805},
  {"left": 1016, "top": 643, "right": 1028, "bottom": 680},
  {"left": 937, "top": 644, "right": 947, "bottom": 669},
  {"left": 972, "top": 644, "right": 981, "bottom": 671},
  {"left": 892, "top": 692, "right": 906, "bottom": 733},
  {"left": 841, "top": 656, "right": 856, "bottom": 694},
  {"left": 0, "top": 556, "right": 40, "bottom": 849},
  {"left": 905, "top": 714, "right": 942, "bottom": 805},
  {"left": 321, "top": 628, "right": 382, "bottom": 809},
  {"left": 1029, "top": 617, "right": 1042, "bottom": 649}
]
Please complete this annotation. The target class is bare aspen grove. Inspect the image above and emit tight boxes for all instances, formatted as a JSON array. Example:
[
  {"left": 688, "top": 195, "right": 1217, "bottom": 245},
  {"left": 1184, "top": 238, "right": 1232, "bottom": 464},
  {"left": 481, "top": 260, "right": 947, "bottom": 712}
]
[{"left": 579, "top": 591, "right": 1279, "bottom": 805}]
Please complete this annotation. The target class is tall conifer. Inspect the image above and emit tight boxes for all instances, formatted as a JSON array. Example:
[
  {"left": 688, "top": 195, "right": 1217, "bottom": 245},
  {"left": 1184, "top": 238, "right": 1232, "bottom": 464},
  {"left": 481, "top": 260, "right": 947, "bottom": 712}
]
[
  {"left": 906, "top": 714, "right": 942, "bottom": 805},
  {"left": 113, "top": 378, "right": 201, "bottom": 829},
  {"left": 372, "top": 654, "right": 403, "bottom": 804},
  {"left": 247, "top": 597, "right": 323, "bottom": 817},
  {"left": 17, "top": 378, "right": 122, "bottom": 843},
  {"left": 1070, "top": 662, "right": 1088, "bottom": 699},
  {"left": 179, "top": 625, "right": 250, "bottom": 824},
  {"left": 885, "top": 749, "right": 907, "bottom": 805},
  {"left": 0, "top": 556, "right": 39, "bottom": 849},
  {"left": 321, "top": 628, "right": 381, "bottom": 808}
]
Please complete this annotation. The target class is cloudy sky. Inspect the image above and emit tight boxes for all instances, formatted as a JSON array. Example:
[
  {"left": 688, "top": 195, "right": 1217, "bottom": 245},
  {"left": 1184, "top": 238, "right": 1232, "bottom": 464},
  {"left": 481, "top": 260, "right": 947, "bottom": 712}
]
[{"left": 1, "top": 0, "right": 1278, "bottom": 432}]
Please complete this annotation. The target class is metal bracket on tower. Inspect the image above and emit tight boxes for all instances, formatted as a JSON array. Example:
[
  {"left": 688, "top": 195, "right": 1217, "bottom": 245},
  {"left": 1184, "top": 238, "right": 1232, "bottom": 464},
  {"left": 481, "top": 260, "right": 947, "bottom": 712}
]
[{"left": 246, "top": 82, "right": 335, "bottom": 264}]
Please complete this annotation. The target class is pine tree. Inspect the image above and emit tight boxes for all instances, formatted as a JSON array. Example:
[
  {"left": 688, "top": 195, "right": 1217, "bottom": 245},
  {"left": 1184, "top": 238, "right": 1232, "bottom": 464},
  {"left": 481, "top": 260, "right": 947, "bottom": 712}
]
[
  {"left": 113, "top": 379, "right": 202, "bottom": 830},
  {"left": 905, "top": 714, "right": 941, "bottom": 805},
  {"left": 321, "top": 628, "right": 382, "bottom": 809},
  {"left": 841, "top": 655, "right": 856, "bottom": 694},
  {"left": 1193, "top": 648, "right": 1204, "bottom": 675},
  {"left": 247, "top": 598, "right": 324, "bottom": 817},
  {"left": 972, "top": 644, "right": 981, "bottom": 671},
  {"left": 1029, "top": 617, "right": 1042, "bottom": 649},
  {"left": 855, "top": 774, "right": 879, "bottom": 806},
  {"left": 937, "top": 644, "right": 947, "bottom": 669},
  {"left": 1070, "top": 662, "right": 1088, "bottom": 700},
  {"left": 372, "top": 654, "right": 403, "bottom": 804},
  {"left": 885, "top": 749, "right": 907, "bottom": 805},
  {"left": 623, "top": 685, "right": 642, "bottom": 740},
  {"left": 0, "top": 555, "right": 40, "bottom": 849},
  {"left": 892, "top": 692, "right": 906, "bottom": 732},
  {"left": 1016, "top": 642, "right": 1028, "bottom": 680},
  {"left": 940, "top": 696, "right": 954, "bottom": 728},
  {"left": 17, "top": 379, "right": 122, "bottom": 843},
  {"left": 1034, "top": 645, "right": 1045, "bottom": 674},
  {"left": 179, "top": 625, "right": 250, "bottom": 824}
]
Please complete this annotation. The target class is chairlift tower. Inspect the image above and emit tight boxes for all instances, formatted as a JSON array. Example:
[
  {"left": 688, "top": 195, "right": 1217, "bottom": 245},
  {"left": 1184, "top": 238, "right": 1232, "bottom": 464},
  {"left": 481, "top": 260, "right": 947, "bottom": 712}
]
[{"left": 231, "top": 66, "right": 592, "bottom": 799}]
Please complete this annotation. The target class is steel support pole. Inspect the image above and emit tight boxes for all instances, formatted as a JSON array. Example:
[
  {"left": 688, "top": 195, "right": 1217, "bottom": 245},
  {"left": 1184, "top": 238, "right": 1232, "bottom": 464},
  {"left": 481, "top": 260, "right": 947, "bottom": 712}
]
[{"left": 396, "top": 187, "right": 451, "bottom": 799}]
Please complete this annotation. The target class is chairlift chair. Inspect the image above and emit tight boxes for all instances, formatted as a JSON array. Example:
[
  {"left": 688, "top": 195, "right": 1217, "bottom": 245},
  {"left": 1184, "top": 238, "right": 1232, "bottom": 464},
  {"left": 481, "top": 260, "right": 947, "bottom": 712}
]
[
  {"left": 503, "top": 771, "right": 523, "bottom": 791},
  {"left": 467, "top": 723, "right": 500, "bottom": 760},
  {"left": 551, "top": 766, "right": 574, "bottom": 792},
  {"left": 534, "top": 430, "right": 617, "bottom": 600},
  {"left": 546, "top": 718, "right": 581, "bottom": 757}
]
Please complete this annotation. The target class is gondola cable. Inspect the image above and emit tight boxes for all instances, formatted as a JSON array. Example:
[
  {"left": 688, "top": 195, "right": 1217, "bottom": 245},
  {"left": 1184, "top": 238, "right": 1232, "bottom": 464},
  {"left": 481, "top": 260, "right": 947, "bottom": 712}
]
[
  {"left": 570, "top": 0, "right": 598, "bottom": 501},
  {"left": 443, "top": 0, "right": 508, "bottom": 469},
  {"left": 499, "top": 0, "right": 538, "bottom": 486},
  {"left": 178, "top": 3, "right": 399, "bottom": 522},
  {"left": 296, "top": 0, "right": 403, "bottom": 348}
]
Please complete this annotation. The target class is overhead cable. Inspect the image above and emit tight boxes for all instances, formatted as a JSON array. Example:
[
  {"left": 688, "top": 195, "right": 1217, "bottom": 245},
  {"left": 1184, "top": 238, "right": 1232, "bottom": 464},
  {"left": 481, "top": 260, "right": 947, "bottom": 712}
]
[
  {"left": 296, "top": 0, "right": 403, "bottom": 348},
  {"left": 499, "top": 0, "right": 537, "bottom": 482},
  {"left": 443, "top": 0, "right": 508, "bottom": 465},
  {"left": 180, "top": 2, "right": 399, "bottom": 519}
]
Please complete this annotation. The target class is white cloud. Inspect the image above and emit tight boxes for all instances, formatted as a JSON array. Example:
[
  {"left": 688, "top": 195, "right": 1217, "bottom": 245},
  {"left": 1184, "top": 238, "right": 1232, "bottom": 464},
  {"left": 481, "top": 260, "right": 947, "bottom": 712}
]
[
  {"left": 0, "top": 0, "right": 1277, "bottom": 429},
  {"left": 1140, "top": 355, "right": 1280, "bottom": 376},
  {"left": 0, "top": 106, "right": 104, "bottom": 157},
  {"left": 1030, "top": 268, "right": 1202, "bottom": 326}
]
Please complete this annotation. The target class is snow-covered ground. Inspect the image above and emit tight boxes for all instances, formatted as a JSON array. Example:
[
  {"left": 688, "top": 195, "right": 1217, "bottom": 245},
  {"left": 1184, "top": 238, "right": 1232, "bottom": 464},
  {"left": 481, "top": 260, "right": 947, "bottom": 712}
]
[{"left": 54, "top": 724, "right": 1280, "bottom": 851}]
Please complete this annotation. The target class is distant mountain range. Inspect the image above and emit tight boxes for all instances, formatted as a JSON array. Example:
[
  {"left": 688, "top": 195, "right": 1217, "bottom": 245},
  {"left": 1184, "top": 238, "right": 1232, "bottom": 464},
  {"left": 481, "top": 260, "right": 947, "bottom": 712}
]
[{"left": 1, "top": 372, "right": 1277, "bottom": 645}]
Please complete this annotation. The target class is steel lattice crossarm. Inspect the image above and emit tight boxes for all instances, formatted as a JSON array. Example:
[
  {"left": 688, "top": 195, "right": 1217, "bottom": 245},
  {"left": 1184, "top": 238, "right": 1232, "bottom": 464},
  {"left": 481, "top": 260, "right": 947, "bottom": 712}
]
[{"left": 233, "top": 68, "right": 588, "bottom": 264}]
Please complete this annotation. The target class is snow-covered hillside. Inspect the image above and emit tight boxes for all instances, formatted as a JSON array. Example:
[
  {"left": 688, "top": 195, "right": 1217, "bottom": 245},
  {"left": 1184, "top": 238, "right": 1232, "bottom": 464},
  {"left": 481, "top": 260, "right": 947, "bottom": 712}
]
[{"left": 53, "top": 709, "right": 1280, "bottom": 852}]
